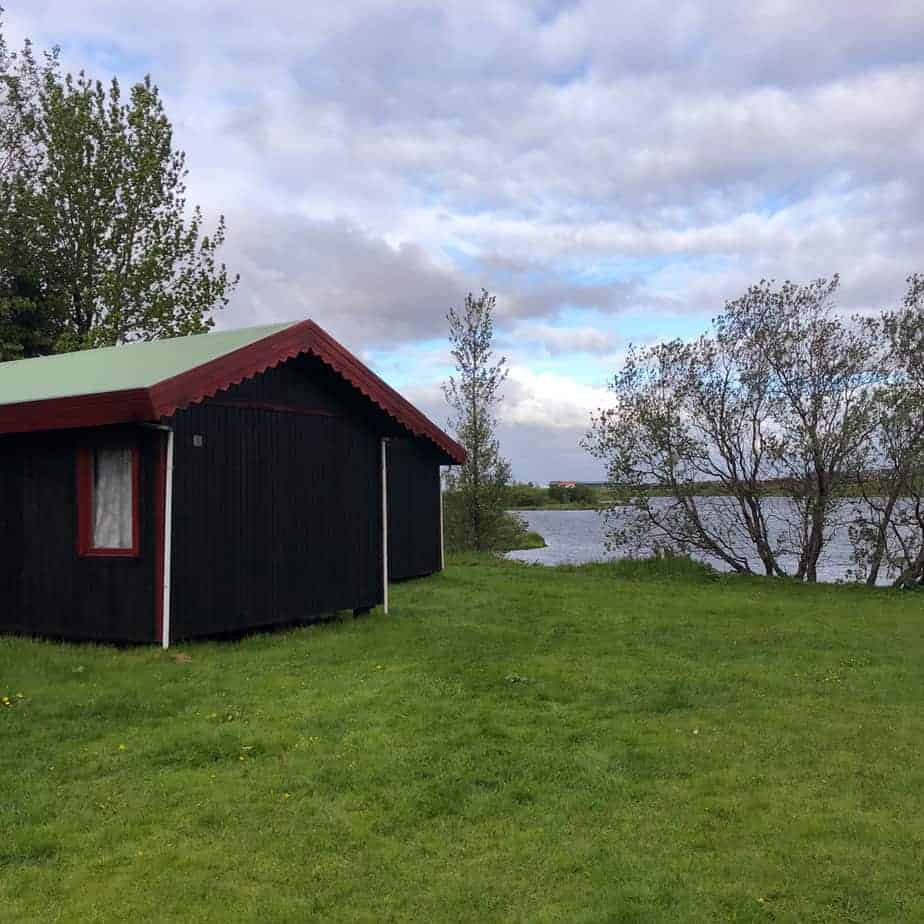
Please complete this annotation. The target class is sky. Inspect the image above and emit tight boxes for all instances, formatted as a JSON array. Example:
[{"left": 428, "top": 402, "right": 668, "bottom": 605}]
[{"left": 4, "top": 2, "right": 924, "bottom": 483}]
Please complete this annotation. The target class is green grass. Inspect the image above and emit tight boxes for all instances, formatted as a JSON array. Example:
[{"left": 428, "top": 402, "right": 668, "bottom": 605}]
[
  {"left": 2, "top": 556, "right": 924, "bottom": 922},
  {"left": 494, "top": 529, "right": 547, "bottom": 551}
]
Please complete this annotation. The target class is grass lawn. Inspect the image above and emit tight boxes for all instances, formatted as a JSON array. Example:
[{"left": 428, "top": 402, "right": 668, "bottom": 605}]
[{"left": 2, "top": 555, "right": 923, "bottom": 922}]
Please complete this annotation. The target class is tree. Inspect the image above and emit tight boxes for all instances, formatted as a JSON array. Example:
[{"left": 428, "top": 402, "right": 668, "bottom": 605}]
[
  {"left": 719, "top": 277, "right": 878, "bottom": 581},
  {"left": 31, "top": 71, "right": 237, "bottom": 349},
  {"left": 585, "top": 277, "right": 879, "bottom": 581},
  {"left": 1, "top": 13, "right": 237, "bottom": 356},
  {"left": 0, "top": 21, "right": 61, "bottom": 359},
  {"left": 850, "top": 274, "right": 924, "bottom": 587},
  {"left": 584, "top": 334, "right": 783, "bottom": 575},
  {"left": 442, "top": 289, "right": 512, "bottom": 550},
  {"left": 548, "top": 483, "right": 596, "bottom": 505}
]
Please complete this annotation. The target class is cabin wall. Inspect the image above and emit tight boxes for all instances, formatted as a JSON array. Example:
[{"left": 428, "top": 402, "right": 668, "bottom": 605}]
[
  {"left": 166, "top": 357, "right": 386, "bottom": 639},
  {"left": 0, "top": 426, "right": 160, "bottom": 642},
  {"left": 387, "top": 438, "right": 443, "bottom": 580},
  {"left": 0, "top": 352, "right": 450, "bottom": 644}
]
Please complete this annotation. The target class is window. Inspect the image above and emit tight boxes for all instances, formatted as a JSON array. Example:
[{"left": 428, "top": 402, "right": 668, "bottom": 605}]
[{"left": 77, "top": 445, "right": 140, "bottom": 557}]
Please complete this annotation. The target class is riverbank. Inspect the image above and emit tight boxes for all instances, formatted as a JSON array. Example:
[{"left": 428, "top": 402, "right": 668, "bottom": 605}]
[
  {"left": 496, "top": 528, "right": 546, "bottom": 550},
  {"left": 504, "top": 480, "right": 913, "bottom": 510},
  {"left": 2, "top": 555, "right": 922, "bottom": 920},
  {"left": 506, "top": 505, "right": 909, "bottom": 583},
  {"left": 489, "top": 511, "right": 547, "bottom": 551}
]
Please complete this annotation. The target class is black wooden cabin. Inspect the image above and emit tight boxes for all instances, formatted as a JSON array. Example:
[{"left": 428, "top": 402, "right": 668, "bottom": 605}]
[{"left": 0, "top": 321, "right": 464, "bottom": 644}]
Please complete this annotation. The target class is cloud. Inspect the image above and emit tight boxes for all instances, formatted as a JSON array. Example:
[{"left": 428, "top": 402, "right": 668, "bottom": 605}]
[
  {"left": 501, "top": 366, "right": 610, "bottom": 430},
  {"left": 217, "top": 211, "right": 466, "bottom": 348},
  {"left": 497, "top": 421, "right": 604, "bottom": 485},
  {"left": 217, "top": 207, "right": 643, "bottom": 350},
  {"left": 6, "top": 0, "right": 924, "bottom": 479},
  {"left": 401, "top": 367, "right": 612, "bottom": 484},
  {"left": 502, "top": 323, "right": 620, "bottom": 356}
]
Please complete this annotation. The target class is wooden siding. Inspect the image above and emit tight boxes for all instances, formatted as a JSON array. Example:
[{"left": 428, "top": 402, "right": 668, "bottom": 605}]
[
  {"left": 0, "top": 353, "right": 447, "bottom": 643},
  {"left": 0, "top": 426, "right": 159, "bottom": 642},
  {"left": 387, "top": 438, "right": 443, "bottom": 580},
  {"left": 166, "top": 358, "right": 387, "bottom": 639}
]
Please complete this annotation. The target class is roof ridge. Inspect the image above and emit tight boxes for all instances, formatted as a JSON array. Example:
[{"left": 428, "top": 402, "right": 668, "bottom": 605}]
[
  {"left": 0, "top": 318, "right": 465, "bottom": 463},
  {"left": 0, "top": 321, "right": 297, "bottom": 370}
]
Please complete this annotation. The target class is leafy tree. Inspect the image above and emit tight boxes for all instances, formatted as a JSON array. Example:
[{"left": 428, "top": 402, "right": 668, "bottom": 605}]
[
  {"left": 442, "top": 289, "right": 512, "bottom": 550},
  {"left": 586, "top": 277, "right": 879, "bottom": 581},
  {"left": 585, "top": 334, "right": 781, "bottom": 575},
  {"left": 1, "top": 26, "right": 35, "bottom": 180},
  {"left": 0, "top": 22, "right": 60, "bottom": 359},
  {"left": 719, "top": 277, "right": 878, "bottom": 581},
  {"left": 0, "top": 13, "right": 237, "bottom": 357},
  {"left": 548, "top": 483, "right": 596, "bottom": 505},
  {"left": 503, "top": 482, "right": 546, "bottom": 508},
  {"left": 547, "top": 484, "right": 567, "bottom": 503},
  {"left": 30, "top": 71, "right": 237, "bottom": 349},
  {"left": 850, "top": 274, "right": 924, "bottom": 587}
]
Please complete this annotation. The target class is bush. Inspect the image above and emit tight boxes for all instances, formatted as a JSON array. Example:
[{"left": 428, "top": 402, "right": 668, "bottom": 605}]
[
  {"left": 503, "top": 483, "right": 547, "bottom": 508},
  {"left": 605, "top": 551, "right": 719, "bottom": 582},
  {"left": 443, "top": 492, "right": 544, "bottom": 552},
  {"left": 548, "top": 483, "right": 598, "bottom": 505}
]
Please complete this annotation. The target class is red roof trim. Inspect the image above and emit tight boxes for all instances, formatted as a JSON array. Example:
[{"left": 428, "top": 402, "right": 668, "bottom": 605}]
[
  {"left": 0, "top": 388, "right": 153, "bottom": 434},
  {"left": 0, "top": 321, "right": 466, "bottom": 463},
  {"left": 147, "top": 321, "right": 312, "bottom": 419},
  {"left": 303, "top": 322, "right": 466, "bottom": 462}
]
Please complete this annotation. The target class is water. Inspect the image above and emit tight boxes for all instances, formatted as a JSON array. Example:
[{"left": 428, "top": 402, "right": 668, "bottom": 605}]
[{"left": 505, "top": 499, "right": 895, "bottom": 584}]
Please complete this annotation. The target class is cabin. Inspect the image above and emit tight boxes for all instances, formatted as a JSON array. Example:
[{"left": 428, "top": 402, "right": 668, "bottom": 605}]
[{"left": 0, "top": 321, "right": 465, "bottom": 645}]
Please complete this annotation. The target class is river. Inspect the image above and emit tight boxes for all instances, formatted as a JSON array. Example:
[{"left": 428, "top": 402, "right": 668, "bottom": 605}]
[{"left": 505, "top": 499, "right": 901, "bottom": 585}]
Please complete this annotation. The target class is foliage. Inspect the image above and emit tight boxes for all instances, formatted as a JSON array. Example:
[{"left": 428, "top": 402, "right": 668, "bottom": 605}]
[
  {"left": 502, "top": 481, "right": 547, "bottom": 508},
  {"left": 443, "top": 490, "right": 541, "bottom": 551},
  {"left": 0, "top": 25, "right": 60, "bottom": 359},
  {"left": 0, "top": 15, "right": 237, "bottom": 358},
  {"left": 502, "top": 482, "right": 602, "bottom": 509},
  {"left": 0, "top": 20, "right": 48, "bottom": 184},
  {"left": 849, "top": 273, "right": 924, "bottom": 586},
  {"left": 586, "top": 276, "right": 880, "bottom": 582},
  {"left": 547, "top": 482, "right": 596, "bottom": 505},
  {"left": 516, "top": 530, "right": 546, "bottom": 550},
  {"left": 490, "top": 517, "right": 545, "bottom": 552},
  {"left": 2, "top": 558, "right": 924, "bottom": 921},
  {"left": 442, "top": 289, "right": 511, "bottom": 550}
]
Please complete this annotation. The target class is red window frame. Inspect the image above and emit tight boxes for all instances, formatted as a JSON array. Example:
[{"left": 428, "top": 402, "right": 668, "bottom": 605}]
[{"left": 76, "top": 444, "right": 141, "bottom": 558}]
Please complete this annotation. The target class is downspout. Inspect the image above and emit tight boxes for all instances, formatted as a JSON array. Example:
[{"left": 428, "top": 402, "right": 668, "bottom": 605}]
[
  {"left": 162, "top": 427, "right": 175, "bottom": 648},
  {"left": 439, "top": 467, "right": 445, "bottom": 571},
  {"left": 381, "top": 437, "right": 389, "bottom": 614},
  {"left": 143, "top": 423, "right": 174, "bottom": 648}
]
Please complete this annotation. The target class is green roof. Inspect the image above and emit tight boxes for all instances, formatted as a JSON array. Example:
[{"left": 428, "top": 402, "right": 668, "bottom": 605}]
[{"left": 0, "top": 323, "right": 297, "bottom": 407}]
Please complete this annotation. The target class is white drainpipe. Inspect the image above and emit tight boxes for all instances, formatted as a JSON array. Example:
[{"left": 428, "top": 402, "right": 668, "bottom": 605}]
[
  {"left": 439, "top": 468, "right": 445, "bottom": 571},
  {"left": 381, "top": 438, "right": 389, "bottom": 614},
  {"left": 162, "top": 427, "right": 175, "bottom": 648},
  {"left": 143, "top": 423, "right": 175, "bottom": 648}
]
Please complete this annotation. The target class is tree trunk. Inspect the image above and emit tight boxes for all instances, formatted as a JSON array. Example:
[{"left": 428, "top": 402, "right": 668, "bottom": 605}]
[
  {"left": 798, "top": 502, "right": 826, "bottom": 583},
  {"left": 865, "top": 491, "right": 900, "bottom": 586},
  {"left": 893, "top": 545, "right": 924, "bottom": 588}
]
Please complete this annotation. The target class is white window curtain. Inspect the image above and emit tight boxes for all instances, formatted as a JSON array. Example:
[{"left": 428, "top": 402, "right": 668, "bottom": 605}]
[{"left": 92, "top": 448, "right": 133, "bottom": 549}]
